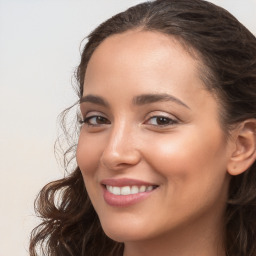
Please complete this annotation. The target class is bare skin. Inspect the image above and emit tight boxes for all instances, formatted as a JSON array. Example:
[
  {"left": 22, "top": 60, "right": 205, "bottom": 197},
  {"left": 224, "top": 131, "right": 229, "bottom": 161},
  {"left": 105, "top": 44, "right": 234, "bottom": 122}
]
[{"left": 76, "top": 30, "right": 234, "bottom": 256}]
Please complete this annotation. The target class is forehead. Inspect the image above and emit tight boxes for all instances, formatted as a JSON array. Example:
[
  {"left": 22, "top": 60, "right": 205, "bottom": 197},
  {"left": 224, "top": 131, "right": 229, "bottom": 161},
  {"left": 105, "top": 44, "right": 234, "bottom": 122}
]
[
  {"left": 84, "top": 30, "right": 207, "bottom": 98},
  {"left": 85, "top": 30, "right": 199, "bottom": 78}
]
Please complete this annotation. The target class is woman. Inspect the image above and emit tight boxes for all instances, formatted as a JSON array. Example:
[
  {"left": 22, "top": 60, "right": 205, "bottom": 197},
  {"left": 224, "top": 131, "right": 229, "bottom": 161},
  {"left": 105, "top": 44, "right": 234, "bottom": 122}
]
[{"left": 30, "top": 0, "right": 256, "bottom": 255}]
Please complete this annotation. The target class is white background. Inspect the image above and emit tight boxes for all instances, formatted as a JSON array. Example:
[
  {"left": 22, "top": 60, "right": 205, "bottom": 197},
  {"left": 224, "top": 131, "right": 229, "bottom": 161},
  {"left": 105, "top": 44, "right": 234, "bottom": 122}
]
[{"left": 0, "top": 0, "right": 255, "bottom": 255}]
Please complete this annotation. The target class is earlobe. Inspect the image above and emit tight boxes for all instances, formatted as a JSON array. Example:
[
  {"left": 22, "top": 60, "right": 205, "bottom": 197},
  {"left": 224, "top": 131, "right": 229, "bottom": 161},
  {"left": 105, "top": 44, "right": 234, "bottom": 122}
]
[{"left": 227, "top": 119, "right": 256, "bottom": 176}]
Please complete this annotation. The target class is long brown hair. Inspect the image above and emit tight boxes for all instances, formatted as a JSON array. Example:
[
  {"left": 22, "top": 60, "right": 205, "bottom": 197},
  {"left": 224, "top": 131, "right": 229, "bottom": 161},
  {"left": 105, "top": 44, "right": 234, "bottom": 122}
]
[{"left": 30, "top": 0, "right": 256, "bottom": 255}]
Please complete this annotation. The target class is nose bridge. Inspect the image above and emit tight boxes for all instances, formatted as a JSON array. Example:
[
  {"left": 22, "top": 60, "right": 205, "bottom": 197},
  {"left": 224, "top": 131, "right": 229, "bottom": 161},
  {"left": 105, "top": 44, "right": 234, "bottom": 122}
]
[
  {"left": 109, "top": 119, "right": 128, "bottom": 151},
  {"left": 101, "top": 117, "right": 140, "bottom": 169}
]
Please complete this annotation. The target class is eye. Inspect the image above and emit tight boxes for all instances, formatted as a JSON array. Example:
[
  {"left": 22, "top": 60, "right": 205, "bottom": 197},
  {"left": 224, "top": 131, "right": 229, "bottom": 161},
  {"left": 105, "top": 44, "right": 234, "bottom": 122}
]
[
  {"left": 145, "top": 116, "right": 178, "bottom": 126},
  {"left": 81, "top": 115, "right": 111, "bottom": 126}
]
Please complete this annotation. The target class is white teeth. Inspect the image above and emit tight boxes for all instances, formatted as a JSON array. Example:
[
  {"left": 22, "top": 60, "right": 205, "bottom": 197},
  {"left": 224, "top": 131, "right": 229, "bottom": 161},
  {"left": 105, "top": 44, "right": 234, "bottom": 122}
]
[
  {"left": 112, "top": 186, "right": 121, "bottom": 195},
  {"left": 146, "top": 186, "right": 153, "bottom": 191},
  {"left": 131, "top": 186, "right": 139, "bottom": 194},
  {"left": 139, "top": 185, "right": 146, "bottom": 193},
  {"left": 106, "top": 185, "right": 156, "bottom": 195},
  {"left": 106, "top": 185, "right": 113, "bottom": 193},
  {"left": 121, "top": 186, "right": 130, "bottom": 195}
]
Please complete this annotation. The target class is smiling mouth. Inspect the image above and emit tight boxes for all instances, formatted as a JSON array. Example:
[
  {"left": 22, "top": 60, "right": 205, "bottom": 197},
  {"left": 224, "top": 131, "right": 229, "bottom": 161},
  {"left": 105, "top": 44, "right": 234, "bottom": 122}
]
[
  {"left": 102, "top": 179, "right": 159, "bottom": 206},
  {"left": 104, "top": 185, "right": 158, "bottom": 196}
]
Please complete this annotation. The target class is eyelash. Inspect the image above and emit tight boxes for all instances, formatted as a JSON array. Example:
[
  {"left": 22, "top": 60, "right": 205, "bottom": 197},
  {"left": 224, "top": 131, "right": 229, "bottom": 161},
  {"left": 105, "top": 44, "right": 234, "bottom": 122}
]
[
  {"left": 145, "top": 116, "right": 178, "bottom": 126},
  {"left": 80, "top": 115, "right": 110, "bottom": 126},
  {"left": 80, "top": 114, "right": 178, "bottom": 127}
]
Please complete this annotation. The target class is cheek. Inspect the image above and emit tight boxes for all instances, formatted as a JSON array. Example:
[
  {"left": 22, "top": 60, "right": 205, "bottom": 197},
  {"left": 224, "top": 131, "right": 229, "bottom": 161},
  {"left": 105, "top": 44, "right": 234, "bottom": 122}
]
[
  {"left": 76, "top": 132, "right": 105, "bottom": 210},
  {"left": 142, "top": 128, "right": 229, "bottom": 221},
  {"left": 143, "top": 126, "right": 228, "bottom": 190},
  {"left": 76, "top": 131, "right": 102, "bottom": 176},
  {"left": 153, "top": 125, "right": 224, "bottom": 161}
]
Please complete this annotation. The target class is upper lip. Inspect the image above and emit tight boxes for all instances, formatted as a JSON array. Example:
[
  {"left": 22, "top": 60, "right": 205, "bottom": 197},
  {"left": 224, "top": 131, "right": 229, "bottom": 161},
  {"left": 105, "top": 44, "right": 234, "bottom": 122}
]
[{"left": 101, "top": 178, "right": 158, "bottom": 187}]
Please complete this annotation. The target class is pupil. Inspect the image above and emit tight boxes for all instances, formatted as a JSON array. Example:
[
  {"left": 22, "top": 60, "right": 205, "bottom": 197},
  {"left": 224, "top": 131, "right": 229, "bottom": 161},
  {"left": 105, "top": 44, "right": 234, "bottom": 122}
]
[
  {"left": 157, "top": 117, "right": 169, "bottom": 125},
  {"left": 97, "top": 116, "right": 105, "bottom": 124}
]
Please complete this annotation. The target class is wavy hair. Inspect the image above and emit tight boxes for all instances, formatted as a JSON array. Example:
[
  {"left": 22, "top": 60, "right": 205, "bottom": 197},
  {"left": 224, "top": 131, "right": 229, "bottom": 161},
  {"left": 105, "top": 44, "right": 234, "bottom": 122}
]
[{"left": 30, "top": 0, "right": 256, "bottom": 255}]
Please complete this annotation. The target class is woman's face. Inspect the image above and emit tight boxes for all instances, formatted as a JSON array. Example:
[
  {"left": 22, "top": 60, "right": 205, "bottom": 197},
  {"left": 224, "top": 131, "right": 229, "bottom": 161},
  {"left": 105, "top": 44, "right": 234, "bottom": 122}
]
[{"left": 77, "top": 30, "right": 232, "bottom": 243}]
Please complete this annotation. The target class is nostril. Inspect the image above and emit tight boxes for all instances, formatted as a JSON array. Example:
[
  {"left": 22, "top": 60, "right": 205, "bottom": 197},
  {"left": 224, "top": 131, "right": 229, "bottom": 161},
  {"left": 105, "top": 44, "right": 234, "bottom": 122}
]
[{"left": 100, "top": 149, "right": 141, "bottom": 170}]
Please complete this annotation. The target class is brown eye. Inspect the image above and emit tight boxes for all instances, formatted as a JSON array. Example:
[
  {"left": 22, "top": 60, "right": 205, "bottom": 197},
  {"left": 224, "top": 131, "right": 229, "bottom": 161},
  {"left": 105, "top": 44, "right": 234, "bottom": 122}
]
[
  {"left": 146, "top": 116, "right": 178, "bottom": 126},
  {"left": 83, "top": 116, "right": 110, "bottom": 126}
]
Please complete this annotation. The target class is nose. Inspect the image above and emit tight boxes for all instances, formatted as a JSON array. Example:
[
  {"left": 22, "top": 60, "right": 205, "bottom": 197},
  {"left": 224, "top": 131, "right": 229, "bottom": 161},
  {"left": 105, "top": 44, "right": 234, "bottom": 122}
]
[{"left": 100, "top": 121, "right": 141, "bottom": 170}]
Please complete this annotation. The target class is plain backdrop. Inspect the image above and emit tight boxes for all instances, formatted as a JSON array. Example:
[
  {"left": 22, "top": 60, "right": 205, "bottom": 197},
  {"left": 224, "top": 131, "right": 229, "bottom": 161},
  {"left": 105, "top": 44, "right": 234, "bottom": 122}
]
[{"left": 0, "top": 0, "right": 255, "bottom": 255}]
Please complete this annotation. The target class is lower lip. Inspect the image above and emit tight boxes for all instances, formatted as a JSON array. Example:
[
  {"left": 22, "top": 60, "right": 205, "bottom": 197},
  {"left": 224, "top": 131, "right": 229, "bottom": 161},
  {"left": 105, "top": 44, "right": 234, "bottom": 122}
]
[{"left": 103, "top": 187, "right": 155, "bottom": 207}]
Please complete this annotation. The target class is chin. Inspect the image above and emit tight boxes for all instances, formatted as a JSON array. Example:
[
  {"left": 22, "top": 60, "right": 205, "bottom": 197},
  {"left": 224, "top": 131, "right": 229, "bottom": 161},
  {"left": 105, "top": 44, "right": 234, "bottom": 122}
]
[{"left": 100, "top": 218, "right": 150, "bottom": 242}]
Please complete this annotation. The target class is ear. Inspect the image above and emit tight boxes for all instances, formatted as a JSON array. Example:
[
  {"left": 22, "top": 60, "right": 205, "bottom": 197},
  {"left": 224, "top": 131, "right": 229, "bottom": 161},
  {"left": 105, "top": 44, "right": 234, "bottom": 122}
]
[{"left": 227, "top": 119, "right": 256, "bottom": 176}]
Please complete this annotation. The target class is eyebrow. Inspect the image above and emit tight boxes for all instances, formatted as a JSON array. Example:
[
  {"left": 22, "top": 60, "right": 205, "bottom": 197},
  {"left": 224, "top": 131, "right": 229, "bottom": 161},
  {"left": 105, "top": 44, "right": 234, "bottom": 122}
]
[
  {"left": 80, "top": 93, "right": 190, "bottom": 109},
  {"left": 133, "top": 93, "right": 190, "bottom": 109},
  {"left": 80, "top": 94, "right": 109, "bottom": 107}
]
